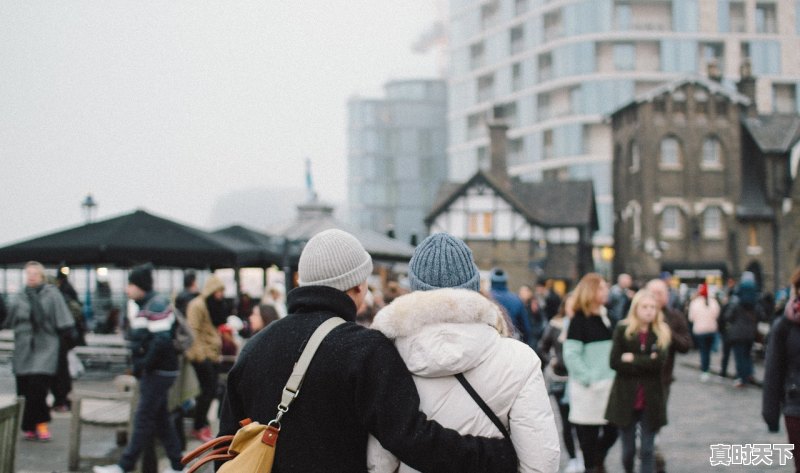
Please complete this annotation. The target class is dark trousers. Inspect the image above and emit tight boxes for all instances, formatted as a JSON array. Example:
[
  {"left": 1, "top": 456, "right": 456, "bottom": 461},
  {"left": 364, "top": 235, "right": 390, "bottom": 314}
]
[
  {"left": 785, "top": 415, "right": 800, "bottom": 472},
  {"left": 695, "top": 333, "right": 716, "bottom": 373},
  {"left": 119, "top": 372, "right": 183, "bottom": 471},
  {"left": 720, "top": 338, "right": 732, "bottom": 377},
  {"left": 51, "top": 346, "right": 72, "bottom": 407},
  {"left": 620, "top": 411, "right": 656, "bottom": 473},
  {"left": 576, "top": 424, "right": 618, "bottom": 470},
  {"left": 553, "top": 396, "right": 577, "bottom": 458},
  {"left": 191, "top": 359, "right": 219, "bottom": 430},
  {"left": 731, "top": 341, "right": 754, "bottom": 381},
  {"left": 16, "top": 374, "right": 53, "bottom": 431}
]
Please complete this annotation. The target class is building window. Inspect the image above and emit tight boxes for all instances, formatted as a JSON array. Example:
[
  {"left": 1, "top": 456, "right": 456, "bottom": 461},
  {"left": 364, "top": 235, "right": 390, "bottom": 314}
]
[
  {"left": 480, "top": 1, "right": 500, "bottom": 30},
  {"left": 672, "top": 91, "right": 687, "bottom": 116},
  {"left": 470, "top": 42, "right": 485, "bottom": 70},
  {"left": 511, "top": 62, "right": 522, "bottom": 92},
  {"left": 514, "top": 0, "right": 529, "bottom": 15},
  {"left": 653, "top": 97, "right": 666, "bottom": 114},
  {"left": 543, "top": 10, "right": 562, "bottom": 41},
  {"left": 538, "top": 53, "right": 553, "bottom": 82},
  {"left": 537, "top": 93, "right": 551, "bottom": 120},
  {"left": 662, "top": 206, "right": 682, "bottom": 237},
  {"left": 660, "top": 137, "right": 682, "bottom": 168},
  {"left": 630, "top": 140, "right": 640, "bottom": 173},
  {"left": 494, "top": 102, "right": 518, "bottom": 127},
  {"left": 477, "top": 74, "right": 494, "bottom": 102},
  {"left": 509, "top": 138, "right": 524, "bottom": 165},
  {"left": 714, "top": 96, "right": 729, "bottom": 118},
  {"left": 703, "top": 207, "right": 723, "bottom": 238},
  {"left": 748, "top": 224, "right": 759, "bottom": 247},
  {"left": 729, "top": 1, "right": 746, "bottom": 33},
  {"left": 773, "top": 83, "right": 798, "bottom": 113},
  {"left": 510, "top": 26, "right": 524, "bottom": 55},
  {"left": 613, "top": 43, "right": 636, "bottom": 71},
  {"left": 543, "top": 130, "right": 553, "bottom": 160},
  {"left": 702, "top": 137, "right": 723, "bottom": 168},
  {"left": 468, "top": 212, "right": 493, "bottom": 237},
  {"left": 695, "top": 90, "right": 709, "bottom": 115},
  {"left": 467, "top": 112, "right": 488, "bottom": 140},
  {"left": 614, "top": 2, "right": 632, "bottom": 30},
  {"left": 756, "top": 3, "right": 778, "bottom": 34}
]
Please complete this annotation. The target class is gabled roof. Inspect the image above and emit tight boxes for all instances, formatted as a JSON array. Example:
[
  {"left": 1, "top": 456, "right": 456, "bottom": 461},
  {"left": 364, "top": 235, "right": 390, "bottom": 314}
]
[
  {"left": 611, "top": 75, "right": 751, "bottom": 117},
  {"left": 741, "top": 114, "right": 800, "bottom": 154},
  {"left": 425, "top": 170, "right": 597, "bottom": 231}
]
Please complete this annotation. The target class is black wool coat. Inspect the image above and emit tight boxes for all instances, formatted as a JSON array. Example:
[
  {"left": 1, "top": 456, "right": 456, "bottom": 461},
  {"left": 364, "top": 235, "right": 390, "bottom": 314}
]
[
  {"left": 219, "top": 285, "right": 517, "bottom": 473},
  {"left": 605, "top": 323, "right": 668, "bottom": 431}
]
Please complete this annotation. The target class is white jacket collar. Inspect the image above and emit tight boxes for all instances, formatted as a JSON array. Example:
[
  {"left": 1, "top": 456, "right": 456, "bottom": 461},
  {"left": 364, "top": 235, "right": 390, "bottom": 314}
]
[{"left": 372, "top": 289, "right": 503, "bottom": 377}]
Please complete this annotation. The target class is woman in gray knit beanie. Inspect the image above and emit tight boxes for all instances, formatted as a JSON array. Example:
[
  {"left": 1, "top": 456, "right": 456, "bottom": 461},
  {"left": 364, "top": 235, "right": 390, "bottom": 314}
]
[{"left": 367, "top": 233, "right": 561, "bottom": 473}]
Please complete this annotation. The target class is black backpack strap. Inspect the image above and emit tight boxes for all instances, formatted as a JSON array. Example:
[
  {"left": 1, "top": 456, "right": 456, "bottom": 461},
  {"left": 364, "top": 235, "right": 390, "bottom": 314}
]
[{"left": 455, "top": 373, "right": 510, "bottom": 439}]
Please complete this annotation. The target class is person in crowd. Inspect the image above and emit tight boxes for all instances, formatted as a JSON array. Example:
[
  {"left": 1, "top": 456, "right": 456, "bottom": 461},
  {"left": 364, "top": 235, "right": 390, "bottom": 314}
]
[
  {"left": 4, "top": 261, "right": 77, "bottom": 442},
  {"left": 605, "top": 289, "right": 671, "bottom": 473},
  {"left": 51, "top": 269, "right": 86, "bottom": 412},
  {"left": 367, "top": 233, "right": 560, "bottom": 473},
  {"left": 174, "top": 271, "right": 198, "bottom": 316},
  {"left": 563, "top": 273, "right": 617, "bottom": 473},
  {"left": 519, "top": 284, "right": 547, "bottom": 352},
  {"left": 607, "top": 273, "right": 634, "bottom": 328},
  {"left": 541, "top": 280, "right": 564, "bottom": 321},
  {"left": 763, "top": 267, "right": 800, "bottom": 472},
  {"left": 262, "top": 283, "right": 287, "bottom": 318},
  {"left": 723, "top": 272, "right": 763, "bottom": 387},
  {"left": 247, "top": 302, "right": 279, "bottom": 336},
  {"left": 184, "top": 275, "right": 225, "bottom": 442},
  {"left": 490, "top": 267, "right": 531, "bottom": 345},
  {"left": 219, "top": 229, "right": 519, "bottom": 472},
  {"left": 93, "top": 263, "right": 184, "bottom": 473},
  {"left": 539, "top": 292, "right": 584, "bottom": 473},
  {"left": 688, "top": 283, "right": 720, "bottom": 382},
  {"left": 644, "top": 278, "right": 691, "bottom": 473}
]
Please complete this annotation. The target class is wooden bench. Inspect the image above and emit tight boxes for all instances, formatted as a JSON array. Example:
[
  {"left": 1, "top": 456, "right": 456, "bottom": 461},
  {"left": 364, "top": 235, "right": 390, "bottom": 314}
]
[
  {"left": 68, "top": 375, "right": 139, "bottom": 471},
  {"left": 0, "top": 397, "right": 24, "bottom": 473}
]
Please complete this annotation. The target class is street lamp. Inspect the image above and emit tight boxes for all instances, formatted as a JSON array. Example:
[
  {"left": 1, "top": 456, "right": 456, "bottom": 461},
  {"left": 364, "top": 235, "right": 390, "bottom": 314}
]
[{"left": 81, "top": 194, "right": 97, "bottom": 329}]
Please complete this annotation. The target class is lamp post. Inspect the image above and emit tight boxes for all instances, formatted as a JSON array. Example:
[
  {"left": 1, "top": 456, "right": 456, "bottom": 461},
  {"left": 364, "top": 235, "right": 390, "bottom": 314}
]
[{"left": 81, "top": 194, "right": 97, "bottom": 330}]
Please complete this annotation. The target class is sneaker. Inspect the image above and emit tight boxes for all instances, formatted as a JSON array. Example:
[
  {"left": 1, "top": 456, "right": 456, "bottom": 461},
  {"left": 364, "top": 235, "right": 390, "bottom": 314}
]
[
  {"left": 733, "top": 378, "right": 745, "bottom": 388},
  {"left": 52, "top": 404, "right": 70, "bottom": 413},
  {"left": 92, "top": 465, "right": 125, "bottom": 473},
  {"left": 191, "top": 426, "right": 213, "bottom": 442},
  {"left": 35, "top": 422, "right": 51, "bottom": 441},
  {"left": 23, "top": 430, "right": 37, "bottom": 441},
  {"left": 700, "top": 372, "right": 710, "bottom": 382},
  {"left": 565, "top": 457, "right": 585, "bottom": 473}
]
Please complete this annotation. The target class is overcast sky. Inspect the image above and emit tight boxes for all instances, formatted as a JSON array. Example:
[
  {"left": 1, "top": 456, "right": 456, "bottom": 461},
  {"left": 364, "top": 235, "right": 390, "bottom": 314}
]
[{"left": 0, "top": 1, "right": 443, "bottom": 245}]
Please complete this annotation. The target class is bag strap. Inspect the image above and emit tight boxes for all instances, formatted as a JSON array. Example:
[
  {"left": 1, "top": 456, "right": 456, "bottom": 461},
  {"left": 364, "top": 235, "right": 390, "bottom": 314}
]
[
  {"left": 455, "top": 373, "right": 510, "bottom": 439},
  {"left": 272, "top": 317, "right": 345, "bottom": 426}
]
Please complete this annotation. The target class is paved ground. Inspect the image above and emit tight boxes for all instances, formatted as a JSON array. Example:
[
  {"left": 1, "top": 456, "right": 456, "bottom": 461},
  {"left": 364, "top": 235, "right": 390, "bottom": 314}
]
[{"left": 2, "top": 349, "right": 793, "bottom": 473}]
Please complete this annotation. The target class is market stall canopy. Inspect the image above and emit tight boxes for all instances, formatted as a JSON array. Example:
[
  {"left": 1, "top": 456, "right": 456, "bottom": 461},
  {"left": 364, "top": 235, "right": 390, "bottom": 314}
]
[
  {"left": 211, "top": 225, "right": 287, "bottom": 265},
  {"left": 0, "top": 209, "right": 275, "bottom": 269}
]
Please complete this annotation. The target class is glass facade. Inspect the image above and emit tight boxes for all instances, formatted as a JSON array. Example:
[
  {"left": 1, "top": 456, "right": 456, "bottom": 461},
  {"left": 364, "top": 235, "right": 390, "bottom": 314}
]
[
  {"left": 447, "top": 0, "right": 800, "bottom": 245},
  {"left": 347, "top": 80, "right": 448, "bottom": 243}
]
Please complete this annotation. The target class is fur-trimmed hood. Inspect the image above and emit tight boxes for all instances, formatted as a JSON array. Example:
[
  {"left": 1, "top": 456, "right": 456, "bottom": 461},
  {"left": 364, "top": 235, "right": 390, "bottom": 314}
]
[{"left": 371, "top": 288, "right": 503, "bottom": 377}]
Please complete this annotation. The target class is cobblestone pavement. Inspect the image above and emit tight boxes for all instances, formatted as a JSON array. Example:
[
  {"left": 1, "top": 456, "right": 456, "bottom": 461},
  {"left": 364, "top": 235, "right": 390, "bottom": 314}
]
[{"left": 3, "top": 350, "right": 794, "bottom": 472}]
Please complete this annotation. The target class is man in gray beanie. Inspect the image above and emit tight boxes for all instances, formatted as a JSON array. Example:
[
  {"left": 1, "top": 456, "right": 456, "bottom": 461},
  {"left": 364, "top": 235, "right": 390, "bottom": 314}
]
[{"left": 219, "top": 229, "right": 518, "bottom": 472}]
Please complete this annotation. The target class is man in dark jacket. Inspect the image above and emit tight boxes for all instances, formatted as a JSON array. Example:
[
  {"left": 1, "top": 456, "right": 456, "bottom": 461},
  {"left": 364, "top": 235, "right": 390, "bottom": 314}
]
[
  {"left": 490, "top": 268, "right": 531, "bottom": 344},
  {"left": 763, "top": 268, "right": 800, "bottom": 472},
  {"left": 93, "top": 263, "right": 184, "bottom": 473},
  {"left": 219, "top": 229, "right": 517, "bottom": 472}
]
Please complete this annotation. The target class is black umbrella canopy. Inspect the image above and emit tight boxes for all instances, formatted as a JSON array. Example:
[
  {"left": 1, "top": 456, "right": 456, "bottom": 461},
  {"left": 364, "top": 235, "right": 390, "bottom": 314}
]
[
  {"left": 0, "top": 209, "right": 266, "bottom": 269},
  {"left": 211, "top": 225, "right": 287, "bottom": 266}
]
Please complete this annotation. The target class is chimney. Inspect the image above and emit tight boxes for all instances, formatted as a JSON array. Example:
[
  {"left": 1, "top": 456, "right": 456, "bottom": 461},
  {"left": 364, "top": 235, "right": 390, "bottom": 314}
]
[
  {"left": 706, "top": 59, "right": 722, "bottom": 82},
  {"left": 488, "top": 120, "right": 510, "bottom": 188},
  {"left": 737, "top": 58, "right": 757, "bottom": 116}
]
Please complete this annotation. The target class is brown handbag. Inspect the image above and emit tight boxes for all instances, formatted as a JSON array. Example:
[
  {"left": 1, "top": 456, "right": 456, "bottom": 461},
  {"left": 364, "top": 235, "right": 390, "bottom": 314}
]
[{"left": 181, "top": 317, "right": 345, "bottom": 473}]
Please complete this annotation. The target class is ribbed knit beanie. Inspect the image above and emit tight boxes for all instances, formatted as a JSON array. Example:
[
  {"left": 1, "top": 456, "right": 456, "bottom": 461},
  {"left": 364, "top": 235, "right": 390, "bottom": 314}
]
[
  {"left": 408, "top": 233, "right": 480, "bottom": 292},
  {"left": 298, "top": 229, "right": 373, "bottom": 291},
  {"left": 128, "top": 263, "right": 154, "bottom": 292}
]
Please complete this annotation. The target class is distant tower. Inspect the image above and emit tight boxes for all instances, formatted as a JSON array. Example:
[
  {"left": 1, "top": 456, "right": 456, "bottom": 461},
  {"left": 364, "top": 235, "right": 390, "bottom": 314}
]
[{"left": 305, "top": 158, "right": 318, "bottom": 203}]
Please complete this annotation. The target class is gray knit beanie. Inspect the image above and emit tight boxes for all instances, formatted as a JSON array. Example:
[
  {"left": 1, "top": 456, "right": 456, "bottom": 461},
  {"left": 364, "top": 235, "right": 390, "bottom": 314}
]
[
  {"left": 408, "top": 233, "right": 480, "bottom": 292},
  {"left": 298, "top": 229, "right": 373, "bottom": 291}
]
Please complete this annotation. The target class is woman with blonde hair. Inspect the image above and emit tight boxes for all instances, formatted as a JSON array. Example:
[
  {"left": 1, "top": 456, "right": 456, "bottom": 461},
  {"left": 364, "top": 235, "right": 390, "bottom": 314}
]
[
  {"left": 563, "top": 273, "right": 617, "bottom": 473},
  {"left": 605, "top": 290, "right": 671, "bottom": 473}
]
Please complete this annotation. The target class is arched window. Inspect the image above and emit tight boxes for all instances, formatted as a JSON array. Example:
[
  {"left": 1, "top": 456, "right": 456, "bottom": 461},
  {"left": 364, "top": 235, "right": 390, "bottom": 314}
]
[
  {"left": 630, "top": 140, "right": 640, "bottom": 172},
  {"left": 662, "top": 206, "right": 682, "bottom": 237},
  {"left": 703, "top": 206, "right": 723, "bottom": 238},
  {"left": 702, "top": 136, "right": 723, "bottom": 168},
  {"left": 660, "top": 137, "right": 681, "bottom": 168}
]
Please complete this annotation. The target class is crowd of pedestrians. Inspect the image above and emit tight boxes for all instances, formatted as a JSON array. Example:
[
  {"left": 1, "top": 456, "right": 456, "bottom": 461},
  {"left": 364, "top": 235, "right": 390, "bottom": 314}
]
[{"left": 3, "top": 231, "right": 799, "bottom": 473}]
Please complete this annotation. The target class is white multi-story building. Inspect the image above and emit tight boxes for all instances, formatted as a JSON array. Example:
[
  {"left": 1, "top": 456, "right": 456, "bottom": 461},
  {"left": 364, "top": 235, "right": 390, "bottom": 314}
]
[
  {"left": 447, "top": 0, "right": 800, "bottom": 245},
  {"left": 347, "top": 79, "right": 448, "bottom": 244}
]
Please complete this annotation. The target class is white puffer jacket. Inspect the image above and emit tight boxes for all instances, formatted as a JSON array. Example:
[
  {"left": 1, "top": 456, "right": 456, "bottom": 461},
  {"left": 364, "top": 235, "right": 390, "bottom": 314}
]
[{"left": 367, "top": 288, "right": 561, "bottom": 473}]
